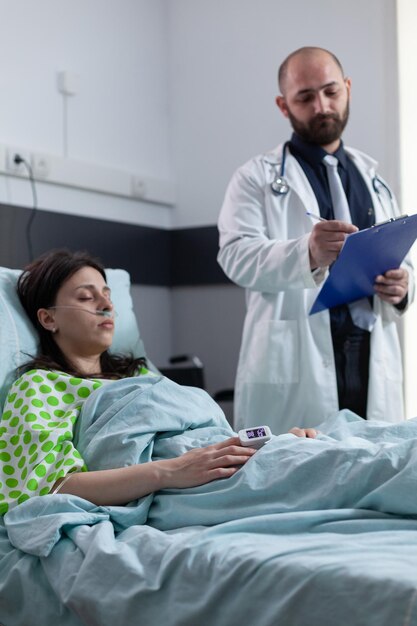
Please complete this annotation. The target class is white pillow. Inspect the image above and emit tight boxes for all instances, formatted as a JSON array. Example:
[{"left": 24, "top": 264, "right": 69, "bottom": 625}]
[{"left": 0, "top": 266, "right": 147, "bottom": 411}]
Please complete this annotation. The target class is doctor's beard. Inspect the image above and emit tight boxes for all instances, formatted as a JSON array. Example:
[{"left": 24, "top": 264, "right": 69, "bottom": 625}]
[{"left": 287, "top": 101, "right": 349, "bottom": 146}]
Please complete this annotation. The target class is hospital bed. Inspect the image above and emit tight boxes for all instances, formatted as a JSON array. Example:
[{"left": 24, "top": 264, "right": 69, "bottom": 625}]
[{"left": 1, "top": 265, "right": 417, "bottom": 626}]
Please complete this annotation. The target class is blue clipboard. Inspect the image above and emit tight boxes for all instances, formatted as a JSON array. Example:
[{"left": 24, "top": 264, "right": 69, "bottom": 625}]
[{"left": 310, "top": 214, "right": 417, "bottom": 315}]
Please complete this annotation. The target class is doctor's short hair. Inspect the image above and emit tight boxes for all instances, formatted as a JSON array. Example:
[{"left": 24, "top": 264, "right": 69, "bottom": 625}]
[{"left": 278, "top": 47, "right": 345, "bottom": 95}]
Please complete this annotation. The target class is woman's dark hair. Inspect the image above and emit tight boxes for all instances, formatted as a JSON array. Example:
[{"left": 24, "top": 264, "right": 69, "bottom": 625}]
[{"left": 17, "top": 248, "right": 146, "bottom": 378}]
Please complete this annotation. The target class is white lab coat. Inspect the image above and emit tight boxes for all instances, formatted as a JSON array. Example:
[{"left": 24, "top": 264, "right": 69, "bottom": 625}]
[{"left": 218, "top": 143, "right": 415, "bottom": 434}]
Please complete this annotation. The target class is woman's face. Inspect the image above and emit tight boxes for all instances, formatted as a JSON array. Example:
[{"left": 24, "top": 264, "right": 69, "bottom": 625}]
[{"left": 40, "top": 266, "right": 115, "bottom": 359}]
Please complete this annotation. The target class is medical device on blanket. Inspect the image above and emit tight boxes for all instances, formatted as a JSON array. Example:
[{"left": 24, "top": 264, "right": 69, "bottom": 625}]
[{"left": 238, "top": 425, "right": 272, "bottom": 449}]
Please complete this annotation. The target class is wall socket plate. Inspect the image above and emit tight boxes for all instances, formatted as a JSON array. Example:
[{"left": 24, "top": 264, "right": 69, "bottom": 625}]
[
  {"left": 6, "top": 148, "right": 31, "bottom": 176},
  {"left": 131, "top": 175, "right": 147, "bottom": 198},
  {"left": 0, "top": 142, "right": 175, "bottom": 205},
  {"left": 31, "top": 152, "right": 51, "bottom": 179}
]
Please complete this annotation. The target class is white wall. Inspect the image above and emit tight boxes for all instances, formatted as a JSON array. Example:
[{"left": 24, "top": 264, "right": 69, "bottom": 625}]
[
  {"left": 0, "top": 1, "right": 403, "bottom": 404},
  {"left": 165, "top": 0, "right": 401, "bottom": 402},
  {"left": 167, "top": 0, "right": 399, "bottom": 228},
  {"left": 0, "top": 0, "right": 173, "bottom": 228},
  {"left": 0, "top": 0, "right": 399, "bottom": 230}
]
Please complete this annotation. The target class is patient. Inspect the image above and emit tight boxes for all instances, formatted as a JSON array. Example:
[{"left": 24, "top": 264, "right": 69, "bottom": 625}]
[{"left": 0, "top": 249, "right": 316, "bottom": 515}]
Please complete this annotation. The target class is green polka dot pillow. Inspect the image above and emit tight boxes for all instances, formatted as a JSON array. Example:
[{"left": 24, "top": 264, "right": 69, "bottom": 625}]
[{"left": 0, "top": 267, "right": 147, "bottom": 411}]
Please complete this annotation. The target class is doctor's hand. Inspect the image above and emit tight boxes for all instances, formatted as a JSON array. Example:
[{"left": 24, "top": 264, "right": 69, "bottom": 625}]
[
  {"left": 309, "top": 220, "right": 357, "bottom": 269},
  {"left": 161, "top": 437, "right": 257, "bottom": 489},
  {"left": 374, "top": 268, "right": 409, "bottom": 306}
]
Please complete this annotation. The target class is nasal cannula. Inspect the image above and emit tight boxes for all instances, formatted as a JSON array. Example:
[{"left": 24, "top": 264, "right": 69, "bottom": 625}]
[{"left": 47, "top": 306, "right": 115, "bottom": 318}]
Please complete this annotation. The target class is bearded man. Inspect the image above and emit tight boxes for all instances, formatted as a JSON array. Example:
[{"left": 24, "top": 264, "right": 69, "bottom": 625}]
[{"left": 217, "top": 47, "right": 413, "bottom": 434}]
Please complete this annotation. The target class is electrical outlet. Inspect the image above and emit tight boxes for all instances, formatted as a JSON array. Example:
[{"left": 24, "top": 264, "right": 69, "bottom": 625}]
[
  {"left": 5, "top": 148, "right": 31, "bottom": 176},
  {"left": 31, "top": 152, "right": 51, "bottom": 179},
  {"left": 131, "top": 176, "right": 147, "bottom": 199}
]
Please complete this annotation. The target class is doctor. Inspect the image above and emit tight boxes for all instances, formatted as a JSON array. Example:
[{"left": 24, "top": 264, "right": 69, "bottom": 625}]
[{"left": 217, "top": 46, "right": 414, "bottom": 434}]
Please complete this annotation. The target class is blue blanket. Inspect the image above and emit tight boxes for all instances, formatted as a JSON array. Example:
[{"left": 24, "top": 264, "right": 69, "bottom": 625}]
[{"left": 3, "top": 374, "right": 417, "bottom": 626}]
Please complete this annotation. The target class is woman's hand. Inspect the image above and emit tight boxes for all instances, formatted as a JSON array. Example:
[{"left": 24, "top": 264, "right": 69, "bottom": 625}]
[
  {"left": 53, "top": 437, "right": 256, "bottom": 505},
  {"left": 289, "top": 427, "right": 318, "bottom": 438},
  {"left": 161, "top": 436, "right": 257, "bottom": 489}
]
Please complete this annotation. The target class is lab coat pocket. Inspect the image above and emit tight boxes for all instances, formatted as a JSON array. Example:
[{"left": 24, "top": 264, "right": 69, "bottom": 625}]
[{"left": 243, "top": 320, "right": 299, "bottom": 384}]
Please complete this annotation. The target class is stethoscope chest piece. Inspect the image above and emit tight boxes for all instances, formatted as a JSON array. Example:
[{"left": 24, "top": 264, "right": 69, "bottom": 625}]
[
  {"left": 270, "top": 140, "right": 291, "bottom": 195},
  {"left": 271, "top": 176, "right": 289, "bottom": 195}
]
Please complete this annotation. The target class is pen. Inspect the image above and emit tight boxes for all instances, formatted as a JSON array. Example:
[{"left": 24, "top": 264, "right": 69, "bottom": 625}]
[{"left": 306, "top": 211, "right": 327, "bottom": 222}]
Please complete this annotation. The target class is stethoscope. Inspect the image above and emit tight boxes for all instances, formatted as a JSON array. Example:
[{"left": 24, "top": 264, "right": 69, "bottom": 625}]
[
  {"left": 372, "top": 173, "right": 394, "bottom": 211},
  {"left": 270, "top": 141, "right": 291, "bottom": 195},
  {"left": 270, "top": 141, "right": 396, "bottom": 212}
]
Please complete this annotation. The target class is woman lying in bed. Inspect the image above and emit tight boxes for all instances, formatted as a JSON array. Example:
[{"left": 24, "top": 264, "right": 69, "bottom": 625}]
[{"left": 0, "top": 249, "right": 317, "bottom": 515}]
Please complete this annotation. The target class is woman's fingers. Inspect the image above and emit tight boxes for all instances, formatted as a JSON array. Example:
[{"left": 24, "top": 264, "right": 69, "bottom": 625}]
[
  {"left": 209, "top": 451, "right": 256, "bottom": 467},
  {"left": 289, "top": 427, "right": 318, "bottom": 438},
  {"left": 206, "top": 466, "right": 241, "bottom": 480},
  {"left": 210, "top": 436, "right": 241, "bottom": 449},
  {"left": 166, "top": 438, "right": 257, "bottom": 489},
  {"left": 202, "top": 441, "right": 257, "bottom": 469}
]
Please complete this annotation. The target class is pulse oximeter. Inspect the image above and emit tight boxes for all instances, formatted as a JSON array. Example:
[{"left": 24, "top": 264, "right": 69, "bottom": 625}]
[{"left": 238, "top": 425, "right": 272, "bottom": 449}]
